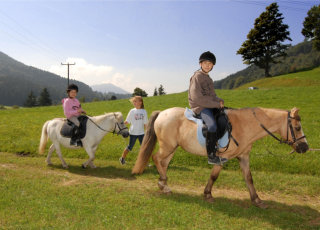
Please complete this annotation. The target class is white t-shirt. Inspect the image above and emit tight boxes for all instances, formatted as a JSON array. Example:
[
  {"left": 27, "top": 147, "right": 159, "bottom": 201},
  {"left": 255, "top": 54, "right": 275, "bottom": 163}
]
[{"left": 125, "top": 108, "right": 148, "bottom": 135}]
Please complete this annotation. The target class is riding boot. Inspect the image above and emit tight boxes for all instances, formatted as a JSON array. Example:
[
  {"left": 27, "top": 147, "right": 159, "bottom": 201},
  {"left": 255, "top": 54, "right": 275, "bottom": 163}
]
[
  {"left": 70, "top": 125, "right": 81, "bottom": 146},
  {"left": 206, "top": 132, "right": 228, "bottom": 165},
  {"left": 74, "top": 126, "right": 83, "bottom": 147}
]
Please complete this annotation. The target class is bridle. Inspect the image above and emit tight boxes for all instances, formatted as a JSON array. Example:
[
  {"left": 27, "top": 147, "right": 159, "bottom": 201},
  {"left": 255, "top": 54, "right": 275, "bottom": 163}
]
[
  {"left": 112, "top": 120, "right": 128, "bottom": 135},
  {"left": 87, "top": 114, "right": 128, "bottom": 135},
  {"left": 252, "top": 109, "right": 306, "bottom": 146}
]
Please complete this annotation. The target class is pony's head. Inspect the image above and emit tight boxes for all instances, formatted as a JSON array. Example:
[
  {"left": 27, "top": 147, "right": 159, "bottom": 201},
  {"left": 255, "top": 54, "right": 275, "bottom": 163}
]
[
  {"left": 113, "top": 112, "right": 129, "bottom": 138},
  {"left": 282, "top": 107, "right": 308, "bottom": 153}
]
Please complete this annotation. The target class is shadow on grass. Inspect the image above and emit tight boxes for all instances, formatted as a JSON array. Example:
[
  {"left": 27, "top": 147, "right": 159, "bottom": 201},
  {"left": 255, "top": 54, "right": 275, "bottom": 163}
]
[
  {"left": 158, "top": 191, "right": 320, "bottom": 230},
  {"left": 48, "top": 162, "right": 192, "bottom": 180},
  {"left": 48, "top": 164, "right": 137, "bottom": 180}
]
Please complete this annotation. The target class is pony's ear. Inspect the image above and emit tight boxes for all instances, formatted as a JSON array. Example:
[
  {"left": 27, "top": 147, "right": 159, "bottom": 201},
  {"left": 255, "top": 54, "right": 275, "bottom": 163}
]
[
  {"left": 290, "top": 107, "right": 300, "bottom": 118},
  {"left": 114, "top": 112, "right": 122, "bottom": 119}
]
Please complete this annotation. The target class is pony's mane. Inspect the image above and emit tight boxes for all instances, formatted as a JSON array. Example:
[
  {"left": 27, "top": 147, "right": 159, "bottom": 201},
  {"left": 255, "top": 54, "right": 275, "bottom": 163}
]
[
  {"left": 91, "top": 113, "right": 115, "bottom": 123},
  {"left": 227, "top": 107, "right": 290, "bottom": 121},
  {"left": 227, "top": 107, "right": 288, "bottom": 113}
]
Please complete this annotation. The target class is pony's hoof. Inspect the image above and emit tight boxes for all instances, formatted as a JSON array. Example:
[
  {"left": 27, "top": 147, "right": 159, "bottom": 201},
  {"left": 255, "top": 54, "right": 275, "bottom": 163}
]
[
  {"left": 89, "top": 164, "right": 97, "bottom": 169},
  {"left": 253, "top": 199, "right": 268, "bottom": 209},
  {"left": 62, "top": 165, "right": 69, "bottom": 169},
  {"left": 204, "top": 193, "right": 214, "bottom": 203},
  {"left": 46, "top": 161, "right": 53, "bottom": 166},
  {"left": 162, "top": 186, "right": 172, "bottom": 194},
  {"left": 158, "top": 181, "right": 165, "bottom": 190},
  {"left": 82, "top": 164, "right": 87, "bottom": 169}
]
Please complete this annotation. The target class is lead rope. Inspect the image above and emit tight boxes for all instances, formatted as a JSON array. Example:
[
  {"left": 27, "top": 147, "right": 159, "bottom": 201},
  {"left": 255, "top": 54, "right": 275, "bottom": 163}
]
[{"left": 86, "top": 116, "right": 109, "bottom": 132}]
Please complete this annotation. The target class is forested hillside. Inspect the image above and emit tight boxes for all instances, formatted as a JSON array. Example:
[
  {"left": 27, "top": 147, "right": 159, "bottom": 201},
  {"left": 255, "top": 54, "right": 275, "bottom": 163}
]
[
  {"left": 214, "top": 41, "right": 320, "bottom": 89},
  {"left": 0, "top": 52, "right": 98, "bottom": 106}
]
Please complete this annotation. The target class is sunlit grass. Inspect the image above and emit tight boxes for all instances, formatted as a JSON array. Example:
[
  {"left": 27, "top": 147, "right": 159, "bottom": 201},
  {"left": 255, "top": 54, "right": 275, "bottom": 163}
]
[{"left": 1, "top": 67, "right": 320, "bottom": 229}]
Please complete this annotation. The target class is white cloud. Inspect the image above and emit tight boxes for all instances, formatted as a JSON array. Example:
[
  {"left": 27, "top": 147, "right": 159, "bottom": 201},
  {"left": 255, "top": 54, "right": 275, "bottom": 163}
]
[
  {"left": 102, "top": 72, "right": 155, "bottom": 95},
  {"left": 214, "top": 71, "right": 231, "bottom": 80},
  {"left": 49, "top": 57, "right": 113, "bottom": 86},
  {"left": 48, "top": 57, "right": 190, "bottom": 96}
]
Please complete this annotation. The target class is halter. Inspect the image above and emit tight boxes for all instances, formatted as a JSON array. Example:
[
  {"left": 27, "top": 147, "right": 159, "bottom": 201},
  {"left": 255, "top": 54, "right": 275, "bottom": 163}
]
[
  {"left": 87, "top": 114, "right": 128, "bottom": 135},
  {"left": 252, "top": 109, "right": 306, "bottom": 146}
]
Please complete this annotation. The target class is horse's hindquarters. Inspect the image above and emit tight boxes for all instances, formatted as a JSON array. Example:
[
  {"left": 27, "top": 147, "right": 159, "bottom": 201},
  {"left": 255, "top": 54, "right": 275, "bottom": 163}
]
[{"left": 155, "top": 108, "right": 206, "bottom": 157}]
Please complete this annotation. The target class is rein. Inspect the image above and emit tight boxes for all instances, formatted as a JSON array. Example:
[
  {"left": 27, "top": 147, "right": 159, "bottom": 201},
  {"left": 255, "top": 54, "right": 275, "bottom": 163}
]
[
  {"left": 86, "top": 114, "right": 128, "bottom": 135},
  {"left": 252, "top": 108, "right": 306, "bottom": 146}
]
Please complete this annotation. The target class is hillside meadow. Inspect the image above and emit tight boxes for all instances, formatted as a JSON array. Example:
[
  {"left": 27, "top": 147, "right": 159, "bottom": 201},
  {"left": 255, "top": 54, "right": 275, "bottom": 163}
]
[{"left": 0, "top": 67, "right": 320, "bottom": 229}]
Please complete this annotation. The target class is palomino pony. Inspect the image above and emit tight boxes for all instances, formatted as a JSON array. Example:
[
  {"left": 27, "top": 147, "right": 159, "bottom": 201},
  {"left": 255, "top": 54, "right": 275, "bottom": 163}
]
[
  {"left": 39, "top": 112, "right": 129, "bottom": 168},
  {"left": 132, "top": 107, "right": 308, "bottom": 208}
]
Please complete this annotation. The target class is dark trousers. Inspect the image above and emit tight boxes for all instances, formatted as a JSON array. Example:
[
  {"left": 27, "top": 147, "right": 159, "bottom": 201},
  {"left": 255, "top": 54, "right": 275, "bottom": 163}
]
[
  {"left": 126, "top": 134, "right": 144, "bottom": 151},
  {"left": 200, "top": 108, "right": 217, "bottom": 133}
]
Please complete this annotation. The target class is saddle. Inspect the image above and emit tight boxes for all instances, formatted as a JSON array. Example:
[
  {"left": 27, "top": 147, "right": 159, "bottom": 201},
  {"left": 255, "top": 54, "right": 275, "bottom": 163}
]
[
  {"left": 60, "top": 115, "right": 89, "bottom": 139},
  {"left": 201, "top": 108, "right": 231, "bottom": 140},
  {"left": 185, "top": 108, "right": 237, "bottom": 149}
]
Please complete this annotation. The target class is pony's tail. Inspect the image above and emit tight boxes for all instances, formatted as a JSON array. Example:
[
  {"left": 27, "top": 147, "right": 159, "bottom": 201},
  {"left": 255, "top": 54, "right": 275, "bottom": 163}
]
[
  {"left": 132, "top": 111, "right": 161, "bottom": 174},
  {"left": 39, "top": 121, "right": 49, "bottom": 154}
]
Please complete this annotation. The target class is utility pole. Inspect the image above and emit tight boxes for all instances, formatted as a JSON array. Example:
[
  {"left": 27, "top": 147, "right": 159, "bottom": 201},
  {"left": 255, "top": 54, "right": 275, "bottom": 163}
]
[{"left": 61, "top": 62, "right": 76, "bottom": 87}]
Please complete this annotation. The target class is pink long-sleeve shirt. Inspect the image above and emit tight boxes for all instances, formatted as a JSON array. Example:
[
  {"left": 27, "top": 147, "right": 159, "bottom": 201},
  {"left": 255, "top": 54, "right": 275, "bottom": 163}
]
[{"left": 62, "top": 97, "right": 83, "bottom": 119}]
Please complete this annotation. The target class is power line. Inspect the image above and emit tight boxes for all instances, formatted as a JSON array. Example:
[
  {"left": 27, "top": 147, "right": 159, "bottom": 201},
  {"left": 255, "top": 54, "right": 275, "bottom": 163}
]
[{"left": 0, "top": 8, "right": 61, "bottom": 61}]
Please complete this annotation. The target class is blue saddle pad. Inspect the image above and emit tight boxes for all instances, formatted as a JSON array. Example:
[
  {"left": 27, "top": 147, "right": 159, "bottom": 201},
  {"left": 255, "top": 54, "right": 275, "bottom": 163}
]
[{"left": 184, "top": 108, "right": 229, "bottom": 148}]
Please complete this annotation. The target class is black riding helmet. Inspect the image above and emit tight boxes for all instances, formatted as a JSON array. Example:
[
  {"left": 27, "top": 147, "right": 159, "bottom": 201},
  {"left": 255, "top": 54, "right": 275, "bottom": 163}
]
[
  {"left": 67, "top": 84, "right": 79, "bottom": 93},
  {"left": 199, "top": 51, "right": 216, "bottom": 65}
]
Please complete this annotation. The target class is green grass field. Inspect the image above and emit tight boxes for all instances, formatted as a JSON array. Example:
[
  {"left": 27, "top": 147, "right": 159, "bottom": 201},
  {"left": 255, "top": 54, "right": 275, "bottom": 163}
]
[{"left": 0, "top": 67, "right": 320, "bottom": 229}]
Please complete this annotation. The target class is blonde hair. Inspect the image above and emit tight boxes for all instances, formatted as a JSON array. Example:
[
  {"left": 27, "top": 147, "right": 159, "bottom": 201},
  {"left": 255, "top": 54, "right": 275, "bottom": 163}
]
[{"left": 130, "top": 96, "right": 144, "bottom": 109}]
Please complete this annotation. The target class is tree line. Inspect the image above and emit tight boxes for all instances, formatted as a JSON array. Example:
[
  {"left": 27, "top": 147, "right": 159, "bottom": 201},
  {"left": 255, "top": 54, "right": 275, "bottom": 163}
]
[
  {"left": 24, "top": 88, "right": 52, "bottom": 107},
  {"left": 132, "top": 84, "right": 166, "bottom": 97}
]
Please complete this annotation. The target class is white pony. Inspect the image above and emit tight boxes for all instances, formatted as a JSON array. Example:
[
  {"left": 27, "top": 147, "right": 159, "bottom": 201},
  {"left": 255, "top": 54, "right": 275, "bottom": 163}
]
[{"left": 39, "top": 112, "right": 129, "bottom": 168}]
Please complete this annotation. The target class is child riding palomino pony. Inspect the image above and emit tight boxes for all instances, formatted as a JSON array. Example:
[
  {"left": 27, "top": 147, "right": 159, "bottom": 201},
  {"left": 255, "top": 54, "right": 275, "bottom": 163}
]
[
  {"left": 132, "top": 107, "right": 308, "bottom": 208},
  {"left": 39, "top": 112, "right": 129, "bottom": 169}
]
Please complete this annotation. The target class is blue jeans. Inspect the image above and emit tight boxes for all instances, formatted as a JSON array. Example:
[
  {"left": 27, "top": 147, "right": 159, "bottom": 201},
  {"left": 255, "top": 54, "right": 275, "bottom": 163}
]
[
  {"left": 126, "top": 134, "right": 144, "bottom": 151},
  {"left": 200, "top": 108, "right": 217, "bottom": 133}
]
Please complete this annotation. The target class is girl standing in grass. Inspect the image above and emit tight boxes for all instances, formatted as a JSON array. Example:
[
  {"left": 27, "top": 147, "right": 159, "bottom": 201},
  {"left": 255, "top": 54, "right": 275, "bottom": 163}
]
[{"left": 119, "top": 96, "right": 148, "bottom": 165}]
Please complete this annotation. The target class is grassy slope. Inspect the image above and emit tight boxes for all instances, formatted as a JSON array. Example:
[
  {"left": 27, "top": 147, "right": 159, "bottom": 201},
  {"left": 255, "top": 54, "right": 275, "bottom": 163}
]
[
  {"left": 0, "top": 67, "right": 320, "bottom": 229},
  {"left": 237, "top": 67, "right": 320, "bottom": 89}
]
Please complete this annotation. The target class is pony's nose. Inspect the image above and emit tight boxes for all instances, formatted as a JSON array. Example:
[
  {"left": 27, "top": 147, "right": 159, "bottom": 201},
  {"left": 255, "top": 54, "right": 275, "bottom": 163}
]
[
  {"left": 296, "top": 142, "right": 309, "bottom": 153},
  {"left": 122, "top": 131, "right": 129, "bottom": 138}
]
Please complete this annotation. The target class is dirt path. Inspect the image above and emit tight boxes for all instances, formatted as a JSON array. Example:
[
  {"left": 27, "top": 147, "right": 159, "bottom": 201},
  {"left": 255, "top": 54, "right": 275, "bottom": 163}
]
[{"left": 1, "top": 159, "right": 319, "bottom": 212}]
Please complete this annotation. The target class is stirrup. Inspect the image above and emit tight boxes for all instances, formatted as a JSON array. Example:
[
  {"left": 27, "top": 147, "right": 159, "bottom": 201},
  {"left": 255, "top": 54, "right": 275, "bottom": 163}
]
[{"left": 208, "top": 156, "right": 228, "bottom": 165}]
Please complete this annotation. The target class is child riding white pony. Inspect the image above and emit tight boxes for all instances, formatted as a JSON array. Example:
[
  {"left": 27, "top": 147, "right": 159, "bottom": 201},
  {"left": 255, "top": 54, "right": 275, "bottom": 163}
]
[{"left": 39, "top": 112, "right": 129, "bottom": 168}]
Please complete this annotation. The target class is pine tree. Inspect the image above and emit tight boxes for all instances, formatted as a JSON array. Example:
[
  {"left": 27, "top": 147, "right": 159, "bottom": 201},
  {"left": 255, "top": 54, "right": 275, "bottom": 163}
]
[
  {"left": 132, "top": 87, "right": 148, "bottom": 97},
  {"left": 237, "top": 3, "right": 291, "bottom": 77},
  {"left": 158, "top": 84, "right": 166, "bottom": 95},
  {"left": 302, "top": 4, "right": 320, "bottom": 51},
  {"left": 153, "top": 87, "right": 158, "bottom": 96},
  {"left": 38, "top": 88, "right": 52, "bottom": 106},
  {"left": 24, "top": 91, "right": 37, "bottom": 107}
]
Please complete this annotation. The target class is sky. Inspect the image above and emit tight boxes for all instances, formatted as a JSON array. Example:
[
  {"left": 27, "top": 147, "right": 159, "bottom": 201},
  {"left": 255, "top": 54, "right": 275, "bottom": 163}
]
[{"left": 0, "top": 0, "right": 318, "bottom": 95}]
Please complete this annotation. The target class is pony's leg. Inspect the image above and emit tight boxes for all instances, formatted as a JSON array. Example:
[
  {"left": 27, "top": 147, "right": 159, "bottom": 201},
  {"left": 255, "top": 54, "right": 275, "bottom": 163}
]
[
  {"left": 203, "top": 165, "right": 223, "bottom": 202},
  {"left": 82, "top": 146, "right": 96, "bottom": 169},
  {"left": 237, "top": 154, "right": 267, "bottom": 209},
  {"left": 153, "top": 146, "right": 176, "bottom": 194},
  {"left": 46, "top": 144, "right": 55, "bottom": 165},
  {"left": 54, "top": 144, "right": 68, "bottom": 168},
  {"left": 88, "top": 161, "right": 96, "bottom": 169}
]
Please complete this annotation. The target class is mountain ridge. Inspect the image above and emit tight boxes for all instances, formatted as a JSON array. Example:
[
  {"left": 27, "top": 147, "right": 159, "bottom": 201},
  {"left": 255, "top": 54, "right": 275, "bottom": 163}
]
[
  {"left": 91, "top": 83, "right": 130, "bottom": 94},
  {"left": 0, "top": 51, "right": 99, "bottom": 106}
]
